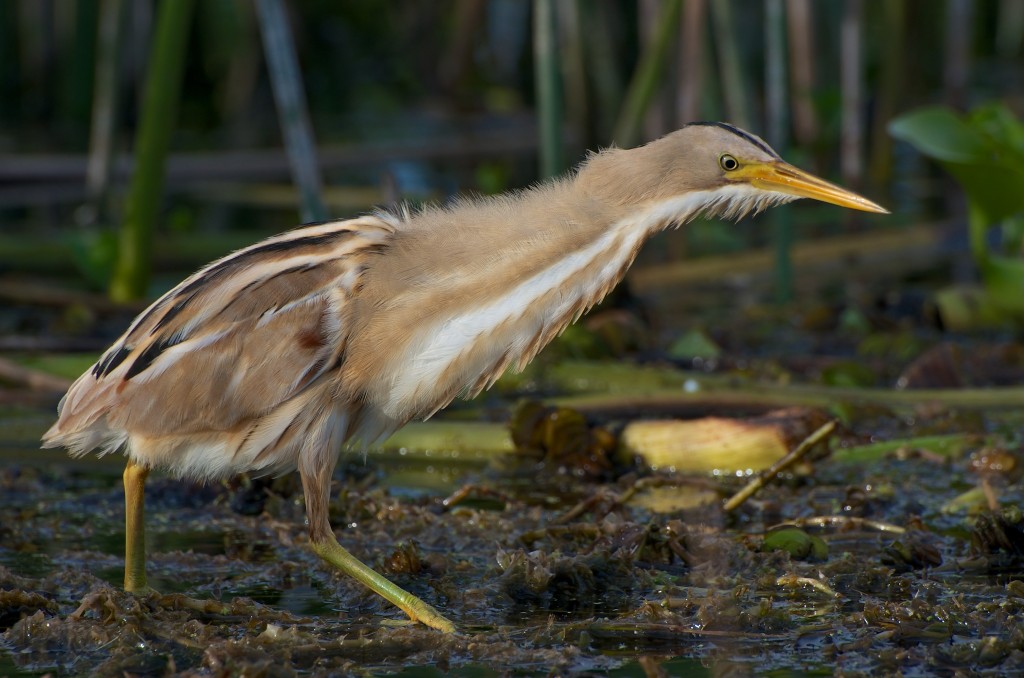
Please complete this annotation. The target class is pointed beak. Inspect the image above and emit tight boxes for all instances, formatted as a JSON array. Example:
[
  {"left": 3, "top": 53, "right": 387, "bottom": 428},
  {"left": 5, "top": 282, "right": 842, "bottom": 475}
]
[{"left": 732, "top": 161, "right": 889, "bottom": 214}]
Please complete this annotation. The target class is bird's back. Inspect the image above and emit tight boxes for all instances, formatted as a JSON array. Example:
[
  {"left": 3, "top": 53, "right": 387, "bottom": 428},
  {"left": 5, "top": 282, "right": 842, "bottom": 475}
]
[{"left": 43, "top": 216, "right": 395, "bottom": 479}]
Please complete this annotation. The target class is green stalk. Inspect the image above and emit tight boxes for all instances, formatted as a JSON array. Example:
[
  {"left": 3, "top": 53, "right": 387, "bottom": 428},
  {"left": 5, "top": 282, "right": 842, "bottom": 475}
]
[
  {"left": 109, "top": 0, "right": 195, "bottom": 302},
  {"left": 613, "top": 0, "right": 683, "bottom": 148},
  {"left": 579, "top": 1, "right": 624, "bottom": 139},
  {"left": 557, "top": 0, "right": 587, "bottom": 157},
  {"left": 709, "top": 0, "right": 750, "bottom": 129},
  {"left": 765, "top": 0, "right": 792, "bottom": 303},
  {"left": 533, "top": 0, "right": 563, "bottom": 179},
  {"left": 968, "top": 201, "right": 989, "bottom": 266},
  {"left": 772, "top": 210, "right": 794, "bottom": 303},
  {"left": 63, "top": 0, "right": 99, "bottom": 129},
  {"left": 867, "top": 0, "right": 905, "bottom": 190}
]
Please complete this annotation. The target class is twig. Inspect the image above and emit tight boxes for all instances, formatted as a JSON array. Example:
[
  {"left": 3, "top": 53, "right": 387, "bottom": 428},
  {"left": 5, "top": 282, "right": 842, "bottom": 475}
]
[
  {"left": 440, "top": 483, "right": 514, "bottom": 511},
  {"left": 981, "top": 477, "right": 1000, "bottom": 511},
  {"left": 723, "top": 420, "right": 836, "bottom": 513},
  {"left": 551, "top": 487, "right": 618, "bottom": 525}
]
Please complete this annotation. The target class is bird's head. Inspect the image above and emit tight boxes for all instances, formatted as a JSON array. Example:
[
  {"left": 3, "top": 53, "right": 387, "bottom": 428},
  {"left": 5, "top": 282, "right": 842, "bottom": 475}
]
[{"left": 578, "top": 122, "right": 887, "bottom": 223}]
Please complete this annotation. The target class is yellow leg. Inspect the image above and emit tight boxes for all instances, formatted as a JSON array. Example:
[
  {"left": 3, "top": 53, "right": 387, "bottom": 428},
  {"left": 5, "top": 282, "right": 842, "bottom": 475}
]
[
  {"left": 300, "top": 456, "right": 455, "bottom": 632},
  {"left": 123, "top": 459, "right": 152, "bottom": 593},
  {"left": 310, "top": 537, "right": 456, "bottom": 633}
]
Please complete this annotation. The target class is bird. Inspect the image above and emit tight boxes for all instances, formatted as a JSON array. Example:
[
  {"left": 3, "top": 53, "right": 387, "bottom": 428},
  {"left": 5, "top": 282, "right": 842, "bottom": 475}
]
[{"left": 42, "top": 122, "right": 886, "bottom": 632}]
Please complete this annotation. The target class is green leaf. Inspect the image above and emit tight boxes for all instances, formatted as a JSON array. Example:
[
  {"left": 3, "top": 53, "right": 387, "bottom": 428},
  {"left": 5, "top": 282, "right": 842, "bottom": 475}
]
[
  {"left": 832, "top": 433, "right": 980, "bottom": 464},
  {"left": 891, "top": 104, "right": 1024, "bottom": 244},
  {"left": 889, "top": 106, "right": 994, "bottom": 164},
  {"left": 951, "top": 166, "right": 1024, "bottom": 224},
  {"left": 820, "top": 361, "right": 875, "bottom": 388},
  {"left": 67, "top": 229, "right": 118, "bottom": 290},
  {"left": 980, "top": 254, "right": 1024, "bottom": 314},
  {"left": 762, "top": 527, "right": 828, "bottom": 561},
  {"left": 933, "top": 285, "right": 1012, "bottom": 330},
  {"left": 667, "top": 328, "right": 721, "bottom": 360},
  {"left": 1002, "top": 215, "right": 1024, "bottom": 255},
  {"left": 969, "top": 102, "right": 1024, "bottom": 160}
]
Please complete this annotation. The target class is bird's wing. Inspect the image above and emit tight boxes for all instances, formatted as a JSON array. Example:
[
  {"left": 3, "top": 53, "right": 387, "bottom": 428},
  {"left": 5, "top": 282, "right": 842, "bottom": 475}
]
[{"left": 43, "top": 216, "right": 395, "bottom": 461}]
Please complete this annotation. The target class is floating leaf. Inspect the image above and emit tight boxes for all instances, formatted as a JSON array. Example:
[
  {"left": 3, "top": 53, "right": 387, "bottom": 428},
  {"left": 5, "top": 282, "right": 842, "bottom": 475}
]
[
  {"left": 667, "top": 328, "right": 722, "bottom": 361},
  {"left": 821, "top": 361, "right": 876, "bottom": 388},
  {"left": 762, "top": 527, "right": 828, "bottom": 561}
]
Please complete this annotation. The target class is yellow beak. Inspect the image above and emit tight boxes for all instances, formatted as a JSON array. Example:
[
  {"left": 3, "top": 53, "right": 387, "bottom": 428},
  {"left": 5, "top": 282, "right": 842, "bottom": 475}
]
[{"left": 732, "top": 162, "right": 889, "bottom": 214}]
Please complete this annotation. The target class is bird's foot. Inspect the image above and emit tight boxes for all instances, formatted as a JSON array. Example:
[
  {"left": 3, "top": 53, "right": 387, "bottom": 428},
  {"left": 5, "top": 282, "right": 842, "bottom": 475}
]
[
  {"left": 124, "top": 583, "right": 159, "bottom": 597},
  {"left": 398, "top": 600, "right": 457, "bottom": 634},
  {"left": 310, "top": 537, "right": 457, "bottom": 633}
]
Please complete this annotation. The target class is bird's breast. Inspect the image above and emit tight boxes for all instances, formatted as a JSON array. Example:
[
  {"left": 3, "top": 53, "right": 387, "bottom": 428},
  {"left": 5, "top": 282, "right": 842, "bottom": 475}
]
[{"left": 358, "top": 218, "right": 650, "bottom": 422}]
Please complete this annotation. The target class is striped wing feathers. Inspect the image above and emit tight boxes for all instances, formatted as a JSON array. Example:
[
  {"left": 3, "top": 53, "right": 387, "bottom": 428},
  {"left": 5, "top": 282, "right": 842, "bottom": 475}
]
[{"left": 44, "top": 217, "right": 394, "bottom": 462}]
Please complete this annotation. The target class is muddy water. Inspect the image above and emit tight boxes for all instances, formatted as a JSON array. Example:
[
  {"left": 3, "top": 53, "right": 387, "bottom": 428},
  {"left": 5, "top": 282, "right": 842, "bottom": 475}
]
[{"left": 4, "top": 397, "right": 1024, "bottom": 675}]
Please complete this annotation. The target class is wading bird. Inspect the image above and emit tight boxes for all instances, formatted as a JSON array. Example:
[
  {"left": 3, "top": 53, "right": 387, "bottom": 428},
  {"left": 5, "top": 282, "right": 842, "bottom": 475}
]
[{"left": 43, "top": 123, "right": 886, "bottom": 632}]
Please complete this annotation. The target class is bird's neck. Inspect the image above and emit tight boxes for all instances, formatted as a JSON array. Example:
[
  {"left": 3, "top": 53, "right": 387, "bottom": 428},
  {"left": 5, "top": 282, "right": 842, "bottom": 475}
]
[{"left": 349, "top": 162, "right": 690, "bottom": 427}]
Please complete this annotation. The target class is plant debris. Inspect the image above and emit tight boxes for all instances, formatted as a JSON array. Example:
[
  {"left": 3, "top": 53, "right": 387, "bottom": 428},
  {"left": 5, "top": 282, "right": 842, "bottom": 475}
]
[{"left": 4, "top": 420, "right": 1024, "bottom": 676}]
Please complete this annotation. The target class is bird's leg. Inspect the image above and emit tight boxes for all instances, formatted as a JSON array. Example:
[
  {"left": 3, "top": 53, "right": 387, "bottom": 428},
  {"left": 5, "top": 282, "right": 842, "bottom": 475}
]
[
  {"left": 299, "top": 460, "right": 456, "bottom": 633},
  {"left": 122, "top": 459, "right": 153, "bottom": 593}
]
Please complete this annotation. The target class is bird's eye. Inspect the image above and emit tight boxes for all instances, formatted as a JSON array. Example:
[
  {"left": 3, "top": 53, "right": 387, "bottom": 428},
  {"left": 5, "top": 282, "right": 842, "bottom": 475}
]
[{"left": 719, "top": 154, "right": 739, "bottom": 171}]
